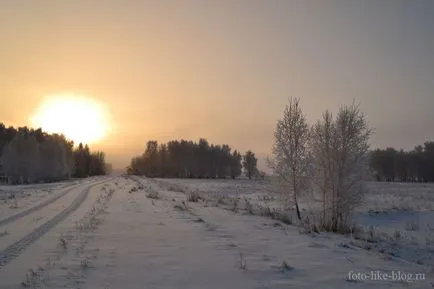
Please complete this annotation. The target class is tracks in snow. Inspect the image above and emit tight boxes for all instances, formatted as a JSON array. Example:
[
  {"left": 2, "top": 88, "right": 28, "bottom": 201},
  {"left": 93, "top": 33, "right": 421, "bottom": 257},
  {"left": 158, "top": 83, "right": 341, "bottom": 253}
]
[
  {"left": 0, "top": 180, "right": 97, "bottom": 228},
  {"left": 0, "top": 179, "right": 111, "bottom": 270}
]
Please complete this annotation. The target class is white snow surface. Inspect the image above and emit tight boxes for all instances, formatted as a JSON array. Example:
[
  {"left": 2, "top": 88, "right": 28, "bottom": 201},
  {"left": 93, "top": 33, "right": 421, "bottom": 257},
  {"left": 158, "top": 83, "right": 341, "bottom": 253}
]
[{"left": 0, "top": 176, "right": 432, "bottom": 288}]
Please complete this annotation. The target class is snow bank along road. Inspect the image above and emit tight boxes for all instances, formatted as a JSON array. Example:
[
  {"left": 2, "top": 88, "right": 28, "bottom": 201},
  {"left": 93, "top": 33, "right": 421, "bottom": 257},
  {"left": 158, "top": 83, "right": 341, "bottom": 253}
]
[{"left": 0, "top": 176, "right": 112, "bottom": 272}]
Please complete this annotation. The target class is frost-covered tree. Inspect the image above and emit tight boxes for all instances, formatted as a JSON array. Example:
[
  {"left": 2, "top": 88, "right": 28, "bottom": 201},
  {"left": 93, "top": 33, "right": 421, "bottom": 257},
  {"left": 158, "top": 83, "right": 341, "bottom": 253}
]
[
  {"left": 2, "top": 133, "right": 39, "bottom": 183},
  {"left": 310, "top": 101, "right": 371, "bottom": 232},
  {"left": 0, "top": 123, "right": 105, "bottom": 183},
  {"left": 268, "top": 97, "right": 310, "bottom": 220},
  {"left": 38, "top": 136, "right": 59, "bottom": 181}
]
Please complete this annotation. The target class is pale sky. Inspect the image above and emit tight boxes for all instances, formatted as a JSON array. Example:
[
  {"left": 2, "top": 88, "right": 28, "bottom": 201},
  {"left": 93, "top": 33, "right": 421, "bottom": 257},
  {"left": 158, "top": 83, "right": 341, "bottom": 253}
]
[{"left": 1, "top": 1, "right": 433, "bottom": 170}]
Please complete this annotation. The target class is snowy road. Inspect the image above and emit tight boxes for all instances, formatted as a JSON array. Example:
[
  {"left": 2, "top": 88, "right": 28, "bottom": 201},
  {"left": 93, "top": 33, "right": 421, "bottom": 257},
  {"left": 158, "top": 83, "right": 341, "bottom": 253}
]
[
  {"left": 0, "top": 176, "right": 113, "bottom": 288},
  {"left": 0, "top": 179, "right": 100, "bottom": 228},
  {"left": 0, "top": 178, "right": 110, "bottom": 268}
]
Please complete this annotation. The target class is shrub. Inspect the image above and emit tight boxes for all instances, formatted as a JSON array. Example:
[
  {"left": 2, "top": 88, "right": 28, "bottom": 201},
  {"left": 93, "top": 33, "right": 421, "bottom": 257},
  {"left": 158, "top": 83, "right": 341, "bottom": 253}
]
[
  {"left": 187, "top": 190, "right": 202, "bottom": 202},
  {"left": 146, "top": 190, "right": 160, "bottom": 199}
]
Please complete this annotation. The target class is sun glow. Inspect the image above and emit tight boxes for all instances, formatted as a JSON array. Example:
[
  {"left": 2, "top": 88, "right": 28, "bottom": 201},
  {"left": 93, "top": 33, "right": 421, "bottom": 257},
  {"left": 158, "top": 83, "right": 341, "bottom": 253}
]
[{"left": 30, "top": 93, "right": 111, "bottom": 145}]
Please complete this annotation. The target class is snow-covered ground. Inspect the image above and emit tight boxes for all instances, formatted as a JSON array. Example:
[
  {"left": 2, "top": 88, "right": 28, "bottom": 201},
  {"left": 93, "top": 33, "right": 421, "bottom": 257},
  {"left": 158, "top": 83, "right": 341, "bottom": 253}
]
[
  {"left": 0, "top": 177, "right": 104, "bottom": 221},
  {"left": 0, "top": 176, "right": 432, "bottom": 288},
  {"left": 0, "top": 176, "right": 113, "bottom": 288},
  {"left": 157, "top": 178, "right": 434, "bottom": 270}
]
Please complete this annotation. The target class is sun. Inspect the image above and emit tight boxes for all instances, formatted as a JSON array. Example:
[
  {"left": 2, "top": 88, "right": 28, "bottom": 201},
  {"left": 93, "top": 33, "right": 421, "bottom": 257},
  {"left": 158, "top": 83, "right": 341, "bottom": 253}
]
[{"left": 30, "top": 93, "right": 111, "bottom": 145}]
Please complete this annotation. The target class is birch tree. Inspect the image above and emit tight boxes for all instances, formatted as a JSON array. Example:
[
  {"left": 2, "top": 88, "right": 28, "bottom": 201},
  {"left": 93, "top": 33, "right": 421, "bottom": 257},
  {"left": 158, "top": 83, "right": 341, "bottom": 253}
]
[
  {"left": 311, "top": 101, "right": 371, "bottom": 232},
  {"left": 269, "top": 97, "right": 310, "bottom": 220}
]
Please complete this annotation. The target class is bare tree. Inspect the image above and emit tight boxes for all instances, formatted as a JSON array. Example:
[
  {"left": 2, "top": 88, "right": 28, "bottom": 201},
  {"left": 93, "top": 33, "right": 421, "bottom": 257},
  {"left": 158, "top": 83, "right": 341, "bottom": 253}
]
[
  {"left": 310, "top": 110, "right": 336, "bottom": 228},
  {"left": 269, "top": 97, "right": 310, "bottom": 220},
  {"left": 310, "top": 101, "right": 372, "bottom": 232}
]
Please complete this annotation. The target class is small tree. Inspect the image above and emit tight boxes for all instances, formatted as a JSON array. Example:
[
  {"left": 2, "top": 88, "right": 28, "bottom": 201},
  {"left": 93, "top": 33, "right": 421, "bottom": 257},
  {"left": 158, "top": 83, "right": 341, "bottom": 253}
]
[
  {"left": 242, "top": 151, "right": 257, "bottom": 180},
  {"left": 310, "top": 110, "right": 336, "bottom": 227},
  {"left": 268, "top": 97, "right": 310, "bottom": 220},
  {"left": 310, "top": 101, "right": 372, "bottom": 232}
]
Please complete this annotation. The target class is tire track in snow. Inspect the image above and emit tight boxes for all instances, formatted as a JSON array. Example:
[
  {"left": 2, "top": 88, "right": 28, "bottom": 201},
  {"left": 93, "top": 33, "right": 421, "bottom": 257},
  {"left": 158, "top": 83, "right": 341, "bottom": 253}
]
[
  {"left": 0, "top": 178, "right": 111, "bottom": 269},
  {"left": 0, "top": 179, "right": 104, "bottom": 228}
]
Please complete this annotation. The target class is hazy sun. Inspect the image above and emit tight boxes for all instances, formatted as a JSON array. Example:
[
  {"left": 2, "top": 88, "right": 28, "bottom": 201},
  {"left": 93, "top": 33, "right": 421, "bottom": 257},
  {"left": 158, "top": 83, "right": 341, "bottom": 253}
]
[{"left": 30, "top": 93, "right": 111, "bottom": 145}]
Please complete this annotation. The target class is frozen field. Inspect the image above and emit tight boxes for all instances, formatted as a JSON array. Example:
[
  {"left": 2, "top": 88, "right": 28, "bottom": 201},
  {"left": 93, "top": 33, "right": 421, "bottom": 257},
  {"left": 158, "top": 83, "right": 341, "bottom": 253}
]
[
  {"left": 0, "top": 176, "right": 432, "bottom": 288},
  {"left": 159, "top": 178, "right": 434, "bottom": 269},
  {"left": 156, "top": 178, "right": 434, "bottom": 211}
]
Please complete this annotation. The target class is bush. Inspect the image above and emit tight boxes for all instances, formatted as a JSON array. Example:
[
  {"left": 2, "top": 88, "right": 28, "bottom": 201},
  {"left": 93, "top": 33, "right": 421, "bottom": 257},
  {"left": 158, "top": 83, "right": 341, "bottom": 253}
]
[
  {"left": 146, "top": 190, "right": 160, "bottom": 199},
  {"left": 187, "top": 190, "right": 202, "bottom": 202},
  {"left": 244, "top": 198, "right": 254, "bottom": 214}
]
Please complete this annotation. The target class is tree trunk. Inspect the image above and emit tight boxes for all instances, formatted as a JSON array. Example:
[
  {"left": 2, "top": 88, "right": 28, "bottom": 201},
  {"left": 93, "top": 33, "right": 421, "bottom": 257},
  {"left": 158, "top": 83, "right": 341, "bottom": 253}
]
[
  {"left": 295, "top": 201, "right": 302, "bottom": 220},
  {"left": 294, "top": 191, "right": 302, "bottom": 220}
]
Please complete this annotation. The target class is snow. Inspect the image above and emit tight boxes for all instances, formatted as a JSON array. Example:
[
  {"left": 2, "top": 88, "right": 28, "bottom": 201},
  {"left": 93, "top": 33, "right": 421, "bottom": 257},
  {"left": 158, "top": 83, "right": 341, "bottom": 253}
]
[
  {"left": 0, "top": 176, "right": 432, "bottom": 288},
  {"left": 158, "top": 178, "right": 434, "bottom": 268},
  {"left": 0, "top": 177, "right": 102, "bottom": 221},
  {"left": 0, "top": 177, "right": 112, "bottom": 288}
]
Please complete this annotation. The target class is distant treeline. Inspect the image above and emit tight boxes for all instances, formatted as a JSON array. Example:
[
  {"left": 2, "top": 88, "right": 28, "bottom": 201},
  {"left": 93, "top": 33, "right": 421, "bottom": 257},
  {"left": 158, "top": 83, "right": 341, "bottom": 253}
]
[
  {"left": 0, "top": 123, "right": 109, "bottom": 184},
  {"left": 369, "top": 141, "right": 434, "bottom": 182},
  {"left": 127, "top": 139, "right": 260, "bottom": 179}
]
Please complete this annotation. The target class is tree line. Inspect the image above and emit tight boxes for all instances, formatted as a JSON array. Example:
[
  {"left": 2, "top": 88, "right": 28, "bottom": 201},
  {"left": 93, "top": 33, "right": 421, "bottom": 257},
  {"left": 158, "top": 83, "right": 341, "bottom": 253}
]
[
  {"left": 369, "top": 142, "right": 434, "bottom": 182},
  {"left": 127, "top": 138, "right": 260, "bottom": 179},
  {"left": 0, "top": 123, "right": 109, "bottom": 184}
]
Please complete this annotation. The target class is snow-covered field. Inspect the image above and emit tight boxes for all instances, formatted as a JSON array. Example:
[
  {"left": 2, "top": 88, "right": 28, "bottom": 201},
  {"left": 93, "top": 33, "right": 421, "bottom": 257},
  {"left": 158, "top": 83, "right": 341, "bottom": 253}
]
[
  {"left": 0, "top": 176, "right": 432, "bottom": 288},
  {"left": 158, "top": 178, "right": 434, "bottom": 272}
]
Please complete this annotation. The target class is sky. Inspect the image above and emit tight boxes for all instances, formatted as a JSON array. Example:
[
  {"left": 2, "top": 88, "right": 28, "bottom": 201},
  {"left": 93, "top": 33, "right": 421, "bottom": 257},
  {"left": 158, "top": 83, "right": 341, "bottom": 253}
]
[{"left": 1, "top": 0, "right": 433, "bottom": 171}]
